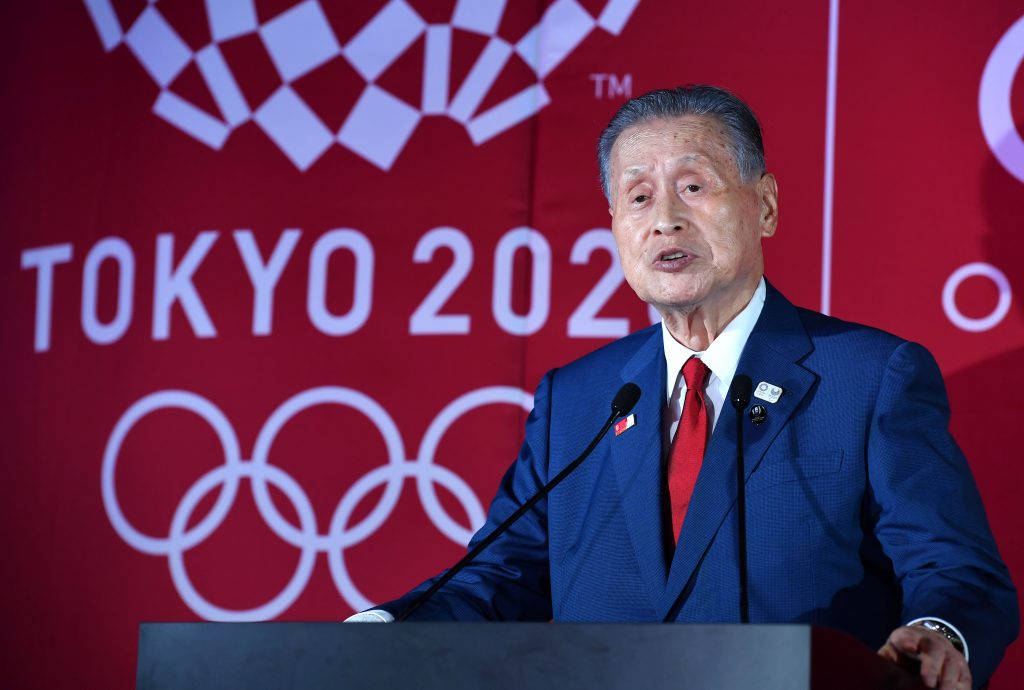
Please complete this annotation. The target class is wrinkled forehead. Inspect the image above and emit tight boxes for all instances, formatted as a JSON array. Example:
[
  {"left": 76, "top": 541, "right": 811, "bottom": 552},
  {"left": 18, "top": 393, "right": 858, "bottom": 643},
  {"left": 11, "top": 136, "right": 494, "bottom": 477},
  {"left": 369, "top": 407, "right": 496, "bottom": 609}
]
[{"left": 610, "top": 115, "right": 739, "bottom": 184}]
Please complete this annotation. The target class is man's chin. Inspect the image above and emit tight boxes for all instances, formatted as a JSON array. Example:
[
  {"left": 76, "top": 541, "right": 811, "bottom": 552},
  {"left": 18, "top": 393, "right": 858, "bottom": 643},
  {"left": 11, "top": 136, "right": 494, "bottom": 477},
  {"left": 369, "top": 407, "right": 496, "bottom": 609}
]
[{"left": 645, "top": 291, "right": 706, "bottom": 316}]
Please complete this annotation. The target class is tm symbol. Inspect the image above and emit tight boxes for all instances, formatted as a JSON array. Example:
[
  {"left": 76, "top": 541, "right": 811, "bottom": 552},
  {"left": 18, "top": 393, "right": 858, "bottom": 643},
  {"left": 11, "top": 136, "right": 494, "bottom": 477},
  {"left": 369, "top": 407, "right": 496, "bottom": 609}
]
[{"left": 590, "top": 73, "right": 633, "bottom": 99}]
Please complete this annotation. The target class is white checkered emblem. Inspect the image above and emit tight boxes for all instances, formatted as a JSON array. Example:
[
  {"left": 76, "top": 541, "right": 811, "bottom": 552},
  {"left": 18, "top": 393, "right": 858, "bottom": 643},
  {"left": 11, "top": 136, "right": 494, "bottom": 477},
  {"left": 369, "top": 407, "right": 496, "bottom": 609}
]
[{"left": 83, "top": 0, "right": 641, "bottom": 171}]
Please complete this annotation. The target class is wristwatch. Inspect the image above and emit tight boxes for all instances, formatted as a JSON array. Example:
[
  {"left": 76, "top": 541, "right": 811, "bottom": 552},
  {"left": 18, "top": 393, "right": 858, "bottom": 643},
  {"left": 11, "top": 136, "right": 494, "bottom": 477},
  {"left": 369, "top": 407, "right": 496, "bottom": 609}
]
[{"left": 913, "top": 619, "right": 966, "bottom": 656}]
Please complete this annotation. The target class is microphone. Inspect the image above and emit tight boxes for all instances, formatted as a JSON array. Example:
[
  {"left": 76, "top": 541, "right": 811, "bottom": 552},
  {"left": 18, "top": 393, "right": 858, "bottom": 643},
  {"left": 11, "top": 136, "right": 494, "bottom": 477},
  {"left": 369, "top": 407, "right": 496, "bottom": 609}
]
[
  {"left": 395, "top": 382, "right": 642, "bottom": 622},
  {"left": 611, "top": 382, "right": 642, "bottom": 416},
  {"left": 730, "top": 375, "right": 752, "bottom": 410},
  {"left": 730, "top": 374, "right": 752, "bottom": 624}
]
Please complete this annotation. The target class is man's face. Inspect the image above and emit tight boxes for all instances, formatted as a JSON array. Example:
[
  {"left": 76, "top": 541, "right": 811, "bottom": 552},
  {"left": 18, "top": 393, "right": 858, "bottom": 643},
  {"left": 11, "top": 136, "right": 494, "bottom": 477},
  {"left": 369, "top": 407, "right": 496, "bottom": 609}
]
[{"left": 608, "top": 115, "right": 778, "bottom": 322}]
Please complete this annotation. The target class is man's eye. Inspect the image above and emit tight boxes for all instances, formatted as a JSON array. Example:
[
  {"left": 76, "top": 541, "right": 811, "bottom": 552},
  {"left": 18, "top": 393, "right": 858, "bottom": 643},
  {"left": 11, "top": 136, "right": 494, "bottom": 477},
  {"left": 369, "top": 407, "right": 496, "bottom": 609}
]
[
  {"left": 684, "top": 184, "right": 701, "bottom": 193},
  {"left": 632, "top": 194, "right": 649, "bottom": 203}
]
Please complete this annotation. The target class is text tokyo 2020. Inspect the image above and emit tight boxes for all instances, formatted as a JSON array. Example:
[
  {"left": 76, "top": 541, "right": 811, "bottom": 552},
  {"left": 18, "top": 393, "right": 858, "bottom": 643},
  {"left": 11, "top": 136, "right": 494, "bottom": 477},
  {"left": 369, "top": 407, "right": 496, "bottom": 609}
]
[{"left": 20, "top": 226, "right": 666, "bottom": 352}]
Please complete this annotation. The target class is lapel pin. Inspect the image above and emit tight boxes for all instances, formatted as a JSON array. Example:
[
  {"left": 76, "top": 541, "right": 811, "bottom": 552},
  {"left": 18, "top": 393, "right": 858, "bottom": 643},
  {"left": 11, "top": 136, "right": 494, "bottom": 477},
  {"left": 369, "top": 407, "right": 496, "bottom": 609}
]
[
  {"left": 749, "top": 405, "right": 768, "bottom": 425},
  {"left": 754, "top": 381, "right": 783, "bottom": 404},
  {"left": 614, "top": 414, "right": 636, "bottom": 436}
]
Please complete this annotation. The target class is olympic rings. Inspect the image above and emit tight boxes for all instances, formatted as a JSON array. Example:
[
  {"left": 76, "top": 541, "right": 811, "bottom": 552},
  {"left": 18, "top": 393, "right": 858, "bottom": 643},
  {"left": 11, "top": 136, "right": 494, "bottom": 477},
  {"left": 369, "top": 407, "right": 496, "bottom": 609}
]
[{"left": 100, "top": 385, "right": 532, "bottom": 621}]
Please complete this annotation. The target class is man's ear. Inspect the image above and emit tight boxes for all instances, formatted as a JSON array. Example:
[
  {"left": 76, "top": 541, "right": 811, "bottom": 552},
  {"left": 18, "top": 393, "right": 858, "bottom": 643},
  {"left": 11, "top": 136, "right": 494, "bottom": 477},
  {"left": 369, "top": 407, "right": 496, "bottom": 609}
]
[{"left": 757, "top": 173, "right": 779, "bottom": 238}]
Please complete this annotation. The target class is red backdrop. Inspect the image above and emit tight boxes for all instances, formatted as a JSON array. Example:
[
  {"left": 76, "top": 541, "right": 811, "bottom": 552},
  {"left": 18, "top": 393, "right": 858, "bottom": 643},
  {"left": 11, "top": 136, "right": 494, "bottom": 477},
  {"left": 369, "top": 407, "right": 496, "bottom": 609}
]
[{"left": 2, "top": 1, "right": 1022, "bottom": 687}]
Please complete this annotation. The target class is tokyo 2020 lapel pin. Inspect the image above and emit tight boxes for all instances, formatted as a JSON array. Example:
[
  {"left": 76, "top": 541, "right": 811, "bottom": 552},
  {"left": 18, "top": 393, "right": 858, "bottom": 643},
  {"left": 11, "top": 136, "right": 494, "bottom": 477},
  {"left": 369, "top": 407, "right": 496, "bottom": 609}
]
[{"left": 754, "top": 381, "right": 783, "bottom": 404}]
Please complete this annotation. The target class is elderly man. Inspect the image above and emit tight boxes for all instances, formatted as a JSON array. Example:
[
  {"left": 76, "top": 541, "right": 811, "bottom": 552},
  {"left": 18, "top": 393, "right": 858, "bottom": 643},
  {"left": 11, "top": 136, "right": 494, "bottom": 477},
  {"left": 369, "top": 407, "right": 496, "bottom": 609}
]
[{"left": 354, "top": 86, "right": 1018, "bottom": 690}]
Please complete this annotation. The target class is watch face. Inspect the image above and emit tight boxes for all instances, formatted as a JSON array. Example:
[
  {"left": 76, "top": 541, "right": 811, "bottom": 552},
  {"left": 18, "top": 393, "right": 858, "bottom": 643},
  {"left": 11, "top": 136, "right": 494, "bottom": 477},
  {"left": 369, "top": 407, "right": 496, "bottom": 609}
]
[{"left": 918, "top": 621, "right": 965, "bottom": 653}]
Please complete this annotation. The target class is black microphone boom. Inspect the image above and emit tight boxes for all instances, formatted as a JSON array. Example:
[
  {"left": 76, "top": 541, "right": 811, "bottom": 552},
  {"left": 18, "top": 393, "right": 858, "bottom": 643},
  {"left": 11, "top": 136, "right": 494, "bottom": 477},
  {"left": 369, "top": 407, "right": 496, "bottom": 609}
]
[
  {"left": 730, "top": 374, "right": 752, "bottom": 624},
  {"left": 395, "top": 382, "right": 641, "bottom": 622}
]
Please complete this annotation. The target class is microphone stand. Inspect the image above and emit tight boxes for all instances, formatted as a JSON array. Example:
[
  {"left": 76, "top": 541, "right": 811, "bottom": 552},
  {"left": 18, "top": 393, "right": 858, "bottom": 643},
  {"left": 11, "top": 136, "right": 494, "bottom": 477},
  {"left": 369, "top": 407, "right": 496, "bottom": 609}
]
[
  {"left": 730, "top": 376, "right": 752, "bottom": 624},
  {"left": 396, "top": 383, "right": 641, "bottom": 622}
]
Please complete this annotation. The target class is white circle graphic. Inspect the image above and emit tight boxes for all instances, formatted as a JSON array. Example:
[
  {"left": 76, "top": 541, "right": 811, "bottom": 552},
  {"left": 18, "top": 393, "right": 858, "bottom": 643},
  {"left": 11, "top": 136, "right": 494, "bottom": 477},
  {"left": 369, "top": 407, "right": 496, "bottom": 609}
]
[
  {"left": 101, "top": 385, "right": 533, "bottom": 620},
  {"left": 168, "top": 462, "right": 318, "bottom": 621},
  {"left": 942, "top": 262, "right": 1012, "bottom": 332},
  {"left": 101, "top": 390, "right": 241, "bottom": 556},
  {"left": 979, "top": 14, "right": 1024, "bottom": 183}
]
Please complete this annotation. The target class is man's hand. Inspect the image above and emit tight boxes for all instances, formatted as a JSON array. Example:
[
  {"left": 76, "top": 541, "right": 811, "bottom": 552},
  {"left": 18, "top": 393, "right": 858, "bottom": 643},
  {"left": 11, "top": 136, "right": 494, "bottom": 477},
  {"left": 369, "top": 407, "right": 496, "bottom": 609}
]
[{"left": 878, "top": 625, "right": 970, "bottom": 689}]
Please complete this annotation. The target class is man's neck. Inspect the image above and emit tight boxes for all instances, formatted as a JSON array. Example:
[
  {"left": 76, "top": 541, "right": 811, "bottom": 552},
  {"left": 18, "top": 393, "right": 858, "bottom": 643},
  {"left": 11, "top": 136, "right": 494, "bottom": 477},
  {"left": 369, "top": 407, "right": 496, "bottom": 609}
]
[{"left": 660, "top": 283, "right": 761, "bottom": 351}]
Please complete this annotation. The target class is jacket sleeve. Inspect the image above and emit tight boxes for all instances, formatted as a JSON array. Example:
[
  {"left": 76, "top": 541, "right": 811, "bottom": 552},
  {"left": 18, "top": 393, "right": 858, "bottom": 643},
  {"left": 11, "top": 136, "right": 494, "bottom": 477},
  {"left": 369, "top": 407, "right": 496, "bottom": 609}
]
[
  {"left": 372, "top": 371, "right": 558, "bottom": 621},
  {"left": 866, "top": 341, "right": 1019, "bottom": 686}
]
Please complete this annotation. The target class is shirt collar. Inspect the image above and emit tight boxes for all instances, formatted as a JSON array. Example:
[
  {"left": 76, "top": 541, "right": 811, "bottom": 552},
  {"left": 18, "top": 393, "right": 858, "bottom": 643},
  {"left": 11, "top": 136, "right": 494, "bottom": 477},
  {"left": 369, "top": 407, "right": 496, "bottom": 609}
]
[{"left": 661, "top": 277, "right": 767, "bottom": 402}]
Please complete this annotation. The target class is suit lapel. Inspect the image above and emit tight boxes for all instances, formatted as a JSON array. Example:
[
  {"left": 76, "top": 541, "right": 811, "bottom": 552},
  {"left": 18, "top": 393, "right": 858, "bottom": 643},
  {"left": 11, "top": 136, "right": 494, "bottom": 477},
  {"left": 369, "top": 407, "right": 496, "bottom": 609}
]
[
  {"left": 611, "top": 326, "right": 670, "bottom": 609},
  {"left": 661, "top": 283, "right": 818, "bottom": 619}
]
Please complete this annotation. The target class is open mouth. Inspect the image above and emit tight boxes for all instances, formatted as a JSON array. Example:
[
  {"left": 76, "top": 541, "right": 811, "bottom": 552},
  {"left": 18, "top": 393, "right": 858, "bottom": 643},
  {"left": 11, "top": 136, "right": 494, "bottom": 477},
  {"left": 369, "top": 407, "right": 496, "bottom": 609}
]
[{"left": 654, "top": 249, "right": 696, "bottom": 271}]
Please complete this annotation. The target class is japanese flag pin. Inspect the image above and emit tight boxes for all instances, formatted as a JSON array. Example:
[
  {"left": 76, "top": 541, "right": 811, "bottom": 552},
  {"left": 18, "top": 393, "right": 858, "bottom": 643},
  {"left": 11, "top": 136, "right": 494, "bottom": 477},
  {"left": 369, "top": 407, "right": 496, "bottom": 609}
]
[
  {"left": 614, "top": 414, "right": 636, "bottom": 436},
  {"left": 754, "top": 381, "right": 783, "bottom": 404}
]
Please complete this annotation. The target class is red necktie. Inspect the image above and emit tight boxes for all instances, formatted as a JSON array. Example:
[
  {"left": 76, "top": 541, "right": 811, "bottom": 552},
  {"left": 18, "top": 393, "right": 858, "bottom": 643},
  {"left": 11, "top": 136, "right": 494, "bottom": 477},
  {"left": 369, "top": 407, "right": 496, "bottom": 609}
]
[{"left": 668, "top": 356, "right": 711, "bottom": 543}]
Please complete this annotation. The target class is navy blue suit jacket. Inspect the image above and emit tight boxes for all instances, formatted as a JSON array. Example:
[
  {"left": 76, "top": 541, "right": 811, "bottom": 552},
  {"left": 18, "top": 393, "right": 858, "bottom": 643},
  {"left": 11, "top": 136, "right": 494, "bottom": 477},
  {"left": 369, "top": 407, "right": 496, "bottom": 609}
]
[{"left": 381, "top": 284, "right": 1018, "bottom": 686}]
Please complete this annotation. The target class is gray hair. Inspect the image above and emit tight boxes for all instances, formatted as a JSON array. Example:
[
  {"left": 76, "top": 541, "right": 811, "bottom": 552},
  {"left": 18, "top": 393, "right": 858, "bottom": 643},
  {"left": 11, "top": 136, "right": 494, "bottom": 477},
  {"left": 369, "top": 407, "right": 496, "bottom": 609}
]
[{"left": 597, "top": 85, "right": 766, "bottom": 201}]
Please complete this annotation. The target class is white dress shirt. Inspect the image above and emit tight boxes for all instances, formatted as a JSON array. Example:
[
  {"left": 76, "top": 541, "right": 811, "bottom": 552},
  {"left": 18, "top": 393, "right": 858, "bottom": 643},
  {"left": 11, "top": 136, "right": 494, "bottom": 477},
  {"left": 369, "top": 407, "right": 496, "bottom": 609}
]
[{"left": 661, "top": 278, "right": 766, "bottom": 447}]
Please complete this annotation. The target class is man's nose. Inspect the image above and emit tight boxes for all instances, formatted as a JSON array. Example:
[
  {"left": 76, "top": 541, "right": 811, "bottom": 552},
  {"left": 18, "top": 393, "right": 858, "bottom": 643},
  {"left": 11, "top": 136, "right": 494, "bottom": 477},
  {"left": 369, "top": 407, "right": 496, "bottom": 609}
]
[{"left": 653, "top": 193, "right": 687, "bottom": 234}]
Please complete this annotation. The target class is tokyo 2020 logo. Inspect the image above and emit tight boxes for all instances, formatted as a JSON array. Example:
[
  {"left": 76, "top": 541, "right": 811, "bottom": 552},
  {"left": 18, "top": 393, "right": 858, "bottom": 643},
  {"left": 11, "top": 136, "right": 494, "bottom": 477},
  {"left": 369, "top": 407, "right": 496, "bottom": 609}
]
[{"left": 83, "top": 0, "right": 641, "bottom": 171}]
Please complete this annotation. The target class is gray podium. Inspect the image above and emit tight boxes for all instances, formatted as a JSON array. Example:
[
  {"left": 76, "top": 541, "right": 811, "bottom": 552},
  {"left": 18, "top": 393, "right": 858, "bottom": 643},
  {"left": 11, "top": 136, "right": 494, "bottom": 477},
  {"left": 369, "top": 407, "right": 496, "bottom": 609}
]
[{"left": 136, "top": 622, "right": 926, "bottom": 690}]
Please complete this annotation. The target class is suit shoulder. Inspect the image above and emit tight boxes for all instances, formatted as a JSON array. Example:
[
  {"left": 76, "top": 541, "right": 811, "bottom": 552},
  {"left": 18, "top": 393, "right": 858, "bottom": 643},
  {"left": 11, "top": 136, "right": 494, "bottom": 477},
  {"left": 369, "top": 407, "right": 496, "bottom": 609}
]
[
  {"left": 538, "top": 325, "right": 661, "bottom": 404},
  {"left": 792, "top": 305, "right": 944, "bottom": 380},
  {"left": 795, "top": 306, "right": 908, "bottom": 353},
  {"left": 559, "top": 324, "right": 661, "bottom": 373}
]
